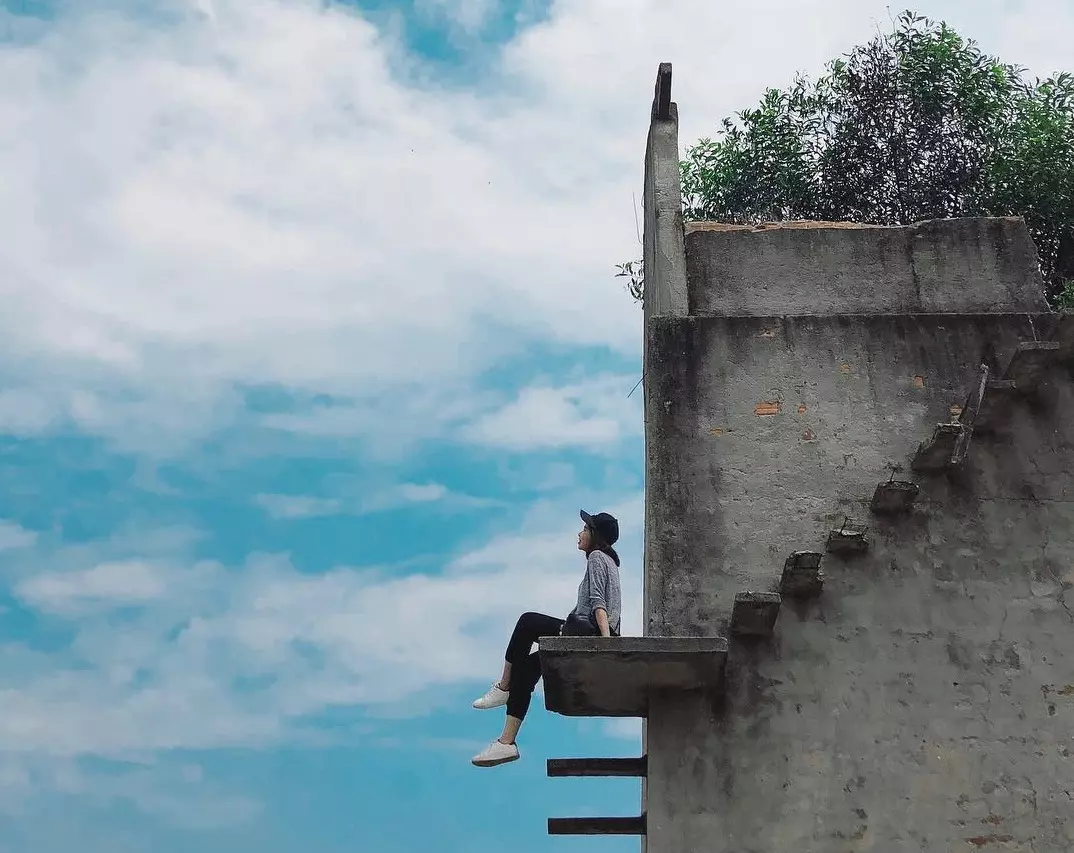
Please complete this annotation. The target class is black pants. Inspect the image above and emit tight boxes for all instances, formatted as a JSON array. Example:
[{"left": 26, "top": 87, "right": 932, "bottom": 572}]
[{"left": 504, "top": 612, "right": 564, "bottom": 720}]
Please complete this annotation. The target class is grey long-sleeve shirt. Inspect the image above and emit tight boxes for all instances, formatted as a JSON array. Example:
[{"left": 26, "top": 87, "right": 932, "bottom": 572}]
[{"left": 571, "top": 550, "right": 622, "bottom": 632}]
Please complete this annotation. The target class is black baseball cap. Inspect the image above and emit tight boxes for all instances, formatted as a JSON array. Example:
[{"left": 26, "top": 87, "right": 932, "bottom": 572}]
[{"left": 580, "top": 510, "right": 619, "bottom": 546}]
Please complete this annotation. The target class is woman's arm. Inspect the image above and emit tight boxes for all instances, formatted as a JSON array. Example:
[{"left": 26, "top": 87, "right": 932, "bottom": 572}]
[{"left": 587, "top": 553, "right": 612, "bottom": 637}]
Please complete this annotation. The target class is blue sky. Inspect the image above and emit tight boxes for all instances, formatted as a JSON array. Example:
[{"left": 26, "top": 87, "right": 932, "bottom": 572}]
[{"left": 0, "top": 1, "right": 1069, "bottom": 851}]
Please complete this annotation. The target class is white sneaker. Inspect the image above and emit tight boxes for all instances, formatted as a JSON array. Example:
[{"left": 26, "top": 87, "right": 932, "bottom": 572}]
[
  {"left": 472, "top": 682, "right": 509, "bottom": 710},
  {"left": 471, "top": 739, "right": 520, "bottom": 767}
]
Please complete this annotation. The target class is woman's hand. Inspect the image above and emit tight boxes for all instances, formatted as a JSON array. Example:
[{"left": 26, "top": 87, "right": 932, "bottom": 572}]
[{"left": 594, "top": 608, "right": 611, "bottom": 638}]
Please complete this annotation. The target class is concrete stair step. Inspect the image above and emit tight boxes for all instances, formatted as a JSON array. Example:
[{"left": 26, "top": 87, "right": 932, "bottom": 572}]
[
  {"left": 870, "top": 479, "right": 919, "bottom": 515},
  {"left": 731, "top": 592, "right": 781, "bottom": 637}
]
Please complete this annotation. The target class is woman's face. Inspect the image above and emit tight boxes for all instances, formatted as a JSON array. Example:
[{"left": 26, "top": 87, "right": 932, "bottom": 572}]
[{"left": 577, "top": 525, "right": 592, "bottom": 551}]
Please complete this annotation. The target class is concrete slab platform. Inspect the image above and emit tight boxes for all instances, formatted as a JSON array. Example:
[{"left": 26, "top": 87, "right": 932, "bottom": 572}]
[{"left": 539, "top": 636, "right": 728, "bottom": 717}]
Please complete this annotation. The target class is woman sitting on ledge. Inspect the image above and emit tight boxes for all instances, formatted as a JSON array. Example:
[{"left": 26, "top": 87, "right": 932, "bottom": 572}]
[{"left": 470, "top": 510, "right": 623, "bottom": 768}]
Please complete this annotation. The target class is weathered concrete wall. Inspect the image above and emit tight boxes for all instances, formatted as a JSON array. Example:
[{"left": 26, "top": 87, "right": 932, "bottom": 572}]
[
  {"left": 645, "top": 311, "right": 1073, "bottom": 635},
  {"left": 641, "top": 72, "right": 687, "bottom": 640},
  {"left": 644, "top": 311, "right": 1074, "bottom": 851},
  {"left": 641, "top": 110, "right": 687, "bottom": 325},
  {"left": 642, "top": 218, "right": 1074, "bottom": 851},
  {"left": 639, "top": 65, "right": 687, "bottom": 853},
  {"left": 686, "top": 218, "right": 1049, "bottom": 316}
]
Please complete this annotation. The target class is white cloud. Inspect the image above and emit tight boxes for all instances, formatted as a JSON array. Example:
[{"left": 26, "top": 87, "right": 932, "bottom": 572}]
[
  {"left": 361, "top": 481, "right": 500, "bottom": 513},
  {"left": 0, "top": 494, "right": 642, "bottom": 757},
  {"left": 0, "top": 521, "right": 37, "bottom": 552},
  {"left": 0, "top": 754, "right": 260, "bottom": 829},
  {"left": 415, "top": 0, "right": 496, "bottom": 34},
  {"left": 0, "top": 0, "right": 1068, "bottom": 457},
  {"left": 604, "top": 718, "right": 643, "bottom": 742},
  {"left": 464, "top": 374, "right": 642, "bottom": 451},
  {"left": 15, "top": 560, "right": 178, "bottom": 615},
  {"left": 254, "top": 482, "right": 497, "bottom": 519}
]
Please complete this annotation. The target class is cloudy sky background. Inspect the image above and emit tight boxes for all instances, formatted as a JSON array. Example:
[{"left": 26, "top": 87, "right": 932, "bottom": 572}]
[{"left": 0, "top": 1, "right": 1070, "bottom": 851}]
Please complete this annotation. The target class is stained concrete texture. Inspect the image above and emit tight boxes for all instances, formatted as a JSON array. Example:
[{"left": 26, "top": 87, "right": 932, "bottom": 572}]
[
  {"left": 642, "top": 214, "right": 1074, "bottom": 849},
  {"left": 539, "top": 636, "right": 727, "bottom": 717},
  {"left": 686, "top": 217, "right": 1050, "bottom": 317},
  {"left": 644, "top": 310, "right": 1074, "bottom": 636},
  {"left": 642, "top": 106, "right": 687, "bottom": 323}
]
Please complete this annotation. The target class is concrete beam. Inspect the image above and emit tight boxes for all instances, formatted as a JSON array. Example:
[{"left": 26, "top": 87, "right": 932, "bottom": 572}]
[
  {"left": 540, "top": 636, "right": 728, "bottom": 717},
  {"left": 548, "top": 817, "right": 646, "bottom": 836},
  {"left": 651, "top": 62, "right": 672, "bottom": 121},
  {"left": 730, "top": 592, "right": 781, "bottom": 637},
  {"left": 547, "top": 757, "right": 647, "bottom": 778}
]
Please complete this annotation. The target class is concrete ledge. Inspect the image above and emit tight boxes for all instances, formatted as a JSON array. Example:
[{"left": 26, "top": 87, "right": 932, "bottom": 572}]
[
  {"left": 539, "top": 636, "right": 728, "bottom": 717},
  {"left": 547, "top": 757, "right": 647, "bottom": 778},
  {"left": 548, "top": 816, "right": 646, "bottom": 836}
]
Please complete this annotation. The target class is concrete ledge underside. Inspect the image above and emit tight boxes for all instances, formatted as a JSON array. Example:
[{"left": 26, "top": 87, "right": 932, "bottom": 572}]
[{"left": 539, "top": 636, "right": 727, "bottom": 717}]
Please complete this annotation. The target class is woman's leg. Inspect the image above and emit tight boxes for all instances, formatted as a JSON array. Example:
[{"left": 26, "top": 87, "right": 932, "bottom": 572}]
[
  {"left": 471, "top": 620, "right": 562, "bottom": 766},
  {"left": 473, "top": 612, "right": 564, "bottom": 713},
  {"left": 498, "top": 612, "right": 564, "bottom": 688},
  {"left": 501, "top": 634, "right": 562, "bottom": 742}
]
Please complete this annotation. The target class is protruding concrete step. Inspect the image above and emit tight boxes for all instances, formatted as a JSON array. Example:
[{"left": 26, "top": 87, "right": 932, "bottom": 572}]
[
  {"left": 826, "top": 519, "right": 868, "bottom": 554},
  {"left": 1004, "top": 341, "right": 1061, "bottom": 391},
  {"left": 912, "top": 422, "right": 967, "bottom": 471},
  {"left": 548, "top": 816, "right": 646, "bottom": 836},
  {"left": 539, "top": 636, "right": 728, "bottom": 717},
  {"left": 870, "top": 479, "right": 919, "bottom": 514},
  {"left": 547, "top": 757, "right": 647, "bottom": 778},
  {"left": 973, "top": 380, "right": 1019, "bottom": 432},
  {"left": 731, "top": 592, "right": 781, "bottom": 637},
  {"left": 780, "top": 551, "right": 824, "bottom": 598}
]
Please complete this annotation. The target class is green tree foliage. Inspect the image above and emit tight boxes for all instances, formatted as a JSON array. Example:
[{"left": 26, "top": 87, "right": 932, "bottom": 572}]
[{"left": 622, "top": 11, "right": 1073, "bottom": 304}]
